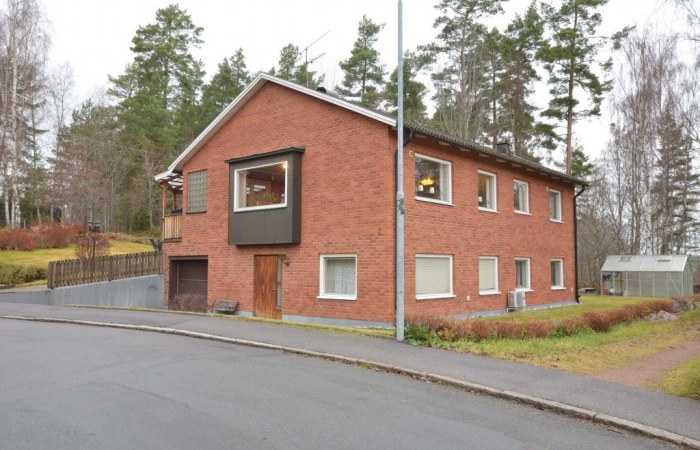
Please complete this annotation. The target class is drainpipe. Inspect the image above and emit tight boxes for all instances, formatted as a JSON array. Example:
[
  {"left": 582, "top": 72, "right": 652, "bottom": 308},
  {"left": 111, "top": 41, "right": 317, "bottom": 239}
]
[
  {"left": 574, "top": 184, "right": 586, "bottom": 303},
  {"left": 396, "top": 0, "right": 405, "bottom": 342}
]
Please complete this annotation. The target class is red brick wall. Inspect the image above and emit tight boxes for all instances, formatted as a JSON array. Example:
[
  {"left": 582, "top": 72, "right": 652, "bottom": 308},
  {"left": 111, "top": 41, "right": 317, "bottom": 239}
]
[
  {"left": 163, "top": 80, "right": 577, "bottom": 323},
  {"left": 403, "top": 138, "right": 576, "bottom": 317}
]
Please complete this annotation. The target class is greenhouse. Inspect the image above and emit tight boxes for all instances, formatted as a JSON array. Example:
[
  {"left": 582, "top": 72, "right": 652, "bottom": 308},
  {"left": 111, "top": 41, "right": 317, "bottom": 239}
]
[{"left": 601, "top": 255, "right": 693, "bottom": 298}]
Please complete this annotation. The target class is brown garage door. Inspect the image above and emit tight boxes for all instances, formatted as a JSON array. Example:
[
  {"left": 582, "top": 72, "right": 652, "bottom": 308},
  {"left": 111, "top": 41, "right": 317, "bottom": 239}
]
[{"left": 170, "top": 259, "right": 208, "bottom": 311}]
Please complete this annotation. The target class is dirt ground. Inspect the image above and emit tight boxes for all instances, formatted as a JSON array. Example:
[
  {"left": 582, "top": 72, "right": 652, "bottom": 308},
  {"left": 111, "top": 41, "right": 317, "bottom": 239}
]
[{"left": 592, "top": 338, "right": 700, "bottom": 388}]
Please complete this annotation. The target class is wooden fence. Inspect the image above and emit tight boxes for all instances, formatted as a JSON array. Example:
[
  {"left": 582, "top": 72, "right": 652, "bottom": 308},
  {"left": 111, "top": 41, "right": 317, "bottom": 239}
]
[{"left": 48, "top": 251, "right": 162, "bottom": 289}]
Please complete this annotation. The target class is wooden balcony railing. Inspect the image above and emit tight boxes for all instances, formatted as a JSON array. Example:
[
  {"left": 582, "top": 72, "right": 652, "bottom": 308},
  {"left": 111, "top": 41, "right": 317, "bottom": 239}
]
[{"left": 163, "top": 214, "right": 182, "bottom": 240}]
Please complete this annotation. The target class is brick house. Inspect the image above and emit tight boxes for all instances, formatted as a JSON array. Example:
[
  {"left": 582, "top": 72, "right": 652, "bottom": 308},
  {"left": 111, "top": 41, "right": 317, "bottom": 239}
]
[{"left": 155, "top": 73, "right": 586, "bottom": 327}]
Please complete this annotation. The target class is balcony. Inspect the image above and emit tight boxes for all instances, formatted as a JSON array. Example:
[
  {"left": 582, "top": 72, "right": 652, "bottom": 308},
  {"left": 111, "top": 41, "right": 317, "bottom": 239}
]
[{"left": 163, "top": 213, "right": 182, "bottom": 240}]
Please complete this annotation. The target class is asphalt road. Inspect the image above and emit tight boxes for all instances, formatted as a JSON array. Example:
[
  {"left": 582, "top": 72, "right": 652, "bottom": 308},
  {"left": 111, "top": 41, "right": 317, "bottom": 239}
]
[{"left": 0, "top": 320, "right": 672, "bottom": 450}]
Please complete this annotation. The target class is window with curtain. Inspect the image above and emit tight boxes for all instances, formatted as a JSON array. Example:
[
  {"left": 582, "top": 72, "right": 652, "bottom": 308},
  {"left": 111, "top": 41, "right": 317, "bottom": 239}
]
[
  {"left": 416, "top": 255, "right": 453, "bottom": 299},
  {"left": 514, "top": 180, "right": 529, "bottom": 214},
  {"left": 415, "top": 154, "right": 452, "bottom": 204},
  {"left": 479, "top": 257, "right": 498, "bottom": 293},
  {"left": 187, "top": 170, "right": 207, "bottom": 213},
  {"left": 319, "top": 255, "right": 357, "bottom": 300}
]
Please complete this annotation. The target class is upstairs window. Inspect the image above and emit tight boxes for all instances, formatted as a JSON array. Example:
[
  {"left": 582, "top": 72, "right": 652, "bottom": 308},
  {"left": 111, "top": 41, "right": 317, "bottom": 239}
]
[
  {"left": 415, "top": 154, "right": 451, "bottom": 204},
  {"left": 478, "top": 171, "right": 497, "bottom": 211},
  {"left": 235, "top": 162, "right": 287, "bottom": 211},
  {"left": 187, "top": 170, "right": 207, "bottom": 213},
  {"left": 515, "top": 258, "right": 531, "bottom": 290},
  {"left": 514, "top": 180, "right": 529, "bottom": 214},
  {"left": 549, "top": 189, "right": 562, "bottom": 222}
]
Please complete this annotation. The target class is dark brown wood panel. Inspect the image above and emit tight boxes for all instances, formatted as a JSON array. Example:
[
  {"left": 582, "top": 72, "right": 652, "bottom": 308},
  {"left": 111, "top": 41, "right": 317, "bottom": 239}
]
[{"left": 254, "top": 255, "right": 281, "bottom": 319}]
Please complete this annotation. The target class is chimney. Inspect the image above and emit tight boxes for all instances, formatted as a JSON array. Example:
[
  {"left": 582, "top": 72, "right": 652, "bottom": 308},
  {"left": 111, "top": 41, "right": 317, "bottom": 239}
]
[
  {"left": 495, "top": 141, "right": 511, "bottom": 155},
  {"left": 316, "top": 86, "right": 341, "bottom": 98}
]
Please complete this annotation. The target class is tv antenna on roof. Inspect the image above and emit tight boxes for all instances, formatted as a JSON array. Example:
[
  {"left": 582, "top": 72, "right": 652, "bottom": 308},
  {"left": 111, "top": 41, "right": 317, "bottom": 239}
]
[{"left": 300, "top": 30, "right": 330, "bottom": 87}]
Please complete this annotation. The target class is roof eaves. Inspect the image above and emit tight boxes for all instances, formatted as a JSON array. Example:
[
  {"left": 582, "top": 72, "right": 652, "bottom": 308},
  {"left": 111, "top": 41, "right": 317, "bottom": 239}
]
[{"left": 404, "top": 122, "right": 587, "bottom": 186}]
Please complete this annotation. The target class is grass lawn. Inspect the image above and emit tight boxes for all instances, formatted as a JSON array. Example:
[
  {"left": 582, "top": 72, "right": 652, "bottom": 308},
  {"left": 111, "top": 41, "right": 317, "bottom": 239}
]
[
  {"left": 1, "top": 240, "right": 154, "bottom": 285},
  {"left": 404, "top": 295, "right": 700, "bottom": 399}
]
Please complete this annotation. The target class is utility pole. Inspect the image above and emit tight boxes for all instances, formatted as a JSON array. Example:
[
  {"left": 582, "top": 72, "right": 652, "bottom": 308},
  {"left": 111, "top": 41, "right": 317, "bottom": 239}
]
[{"left": 396, "top": 0, "right": 405, "bottom": 342}]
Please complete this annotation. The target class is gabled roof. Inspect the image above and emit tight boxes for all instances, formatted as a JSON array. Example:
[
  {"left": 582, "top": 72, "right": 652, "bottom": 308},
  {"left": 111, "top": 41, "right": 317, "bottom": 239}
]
[
  {"left": 156, "top": 72, "right": 586, "bottom": 187},
  {"left": 601, "top": 255, "right": 690, "bottom": 273}
]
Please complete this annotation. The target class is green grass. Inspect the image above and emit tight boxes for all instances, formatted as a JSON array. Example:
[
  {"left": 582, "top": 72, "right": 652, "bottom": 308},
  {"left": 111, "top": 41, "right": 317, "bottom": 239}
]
[
  {"left": 0, "top": 240, "right": 153, "bottom": 285},
  {"left": 482, "top": 295, "right": 664, "bottom": 322},
  {"left": 659, "top": 356, "right": 700, "bottom": 400},
  {"left": 443, "top": 309, "right": 700, "bottom": 374}
]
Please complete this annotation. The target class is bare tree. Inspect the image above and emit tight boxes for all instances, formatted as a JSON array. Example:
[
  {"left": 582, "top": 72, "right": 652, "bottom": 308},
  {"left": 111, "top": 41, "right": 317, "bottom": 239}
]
[{"left": 0, "top": 0, "right": 50, "bottom": 227}]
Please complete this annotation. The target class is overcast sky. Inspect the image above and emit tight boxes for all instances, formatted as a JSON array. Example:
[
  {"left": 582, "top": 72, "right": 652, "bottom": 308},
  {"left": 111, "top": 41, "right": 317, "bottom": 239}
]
[{"left": 42, "top": 0, "right": 683, "bottom": 159}]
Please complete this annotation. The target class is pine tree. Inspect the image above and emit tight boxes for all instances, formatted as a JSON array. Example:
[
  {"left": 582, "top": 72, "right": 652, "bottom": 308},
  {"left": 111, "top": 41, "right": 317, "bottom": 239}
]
[
  {"left": 538, "top": 0, "right": 612, "bottom": 174},
  {"left": 108, "top": 4, "right": 205, "bottom": 227},
  {"left": 198, "top": 48, "right": 250, "bottom": 130},
  {"left": 499, "top": 2, "right": 557, "bottom": 159},
  {"left": 427, "top": 0, "right": 505, "bottom": 141},
  {"left": 271, "top": 43, "right": 324, "bottom": 88},
  {"left": 338, "top": 15, "right": 386, "bottom": 108},
  {"left": 385, "top": 51, "right": 430, "bottom": 123}
]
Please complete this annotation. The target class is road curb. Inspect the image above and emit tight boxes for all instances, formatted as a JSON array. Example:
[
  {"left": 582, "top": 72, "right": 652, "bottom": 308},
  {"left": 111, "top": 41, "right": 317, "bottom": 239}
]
[{"left": 3, "top": 314, "right": 699, "bottom": 449}]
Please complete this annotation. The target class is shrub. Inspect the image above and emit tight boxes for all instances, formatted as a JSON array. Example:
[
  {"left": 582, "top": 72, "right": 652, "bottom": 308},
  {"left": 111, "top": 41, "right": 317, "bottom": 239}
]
[
  {"left": 0, "top": 262, "right": 45, "bottom": 285},
  {"left": 404, "top": 300, "right": 674, "bottom": 344},
  {"left": 33, "top": 224, "right": 79, "bottom": 249},
  {"left": 170, "top": 293, "right": 207, "bottom": 312},
  {"left": 73, "top": 233, "right": 111, "bottom": 259},
  {"left": 0, "top": 228, "right": 37, "bottom": 250}
]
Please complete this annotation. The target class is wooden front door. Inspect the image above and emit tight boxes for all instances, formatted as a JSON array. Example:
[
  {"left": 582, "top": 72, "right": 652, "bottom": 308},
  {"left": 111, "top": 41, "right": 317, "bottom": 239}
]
[{"left": 254, "top": 255, "right": 281, "bottom": 319}]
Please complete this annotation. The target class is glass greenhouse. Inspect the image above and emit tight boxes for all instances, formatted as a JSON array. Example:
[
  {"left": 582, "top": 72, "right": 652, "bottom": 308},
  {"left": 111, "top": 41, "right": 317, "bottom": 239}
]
[{"left": 600, "top": 255, "right": 693, "bottom": 298}]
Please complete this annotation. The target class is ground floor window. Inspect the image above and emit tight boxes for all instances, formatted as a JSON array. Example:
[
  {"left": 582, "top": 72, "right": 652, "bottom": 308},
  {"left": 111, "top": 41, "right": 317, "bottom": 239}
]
[
  {"left": 319, "top": 254, "right": 357, "bottom": 300},
  {"left": 515, "top": 258, "right": 531, "bottom": 290},
  {"left": 479, "top": 257, "right": 499, "bottom": 294},
  {"left": 416, "top": 254, "right": 453, "bottom": 300},
  {"left": 551, "top": 259, "right": 564, "bottom": 289}
]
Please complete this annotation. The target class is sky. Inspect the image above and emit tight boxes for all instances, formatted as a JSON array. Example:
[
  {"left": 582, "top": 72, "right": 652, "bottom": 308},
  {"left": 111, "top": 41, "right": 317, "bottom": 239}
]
[{"left": 41, "top": 0, "right": 684, "bottom": 160}]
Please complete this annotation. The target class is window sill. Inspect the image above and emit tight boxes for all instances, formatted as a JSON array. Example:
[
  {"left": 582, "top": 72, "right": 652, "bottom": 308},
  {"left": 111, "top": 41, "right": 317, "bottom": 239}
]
[
  {"left": 479, "top": 290, "right": 500, "bottom": 296},
  {"left": 235, "top": 203, "right": 287, "bottom": 213},
  {"left": 416, "top": 196, "right": 454, "bottom": 206},
  {"left": 478, "top": 207, "right": 498, "bottom": 213},
  {"left": 551, "top": 286, "right": 566, "bottom": 291},
  {"left": 550, "top": 219, "right": 563, "bottom": 223},
  {"left": 515, "top": 288, "right": 533, "bottom": 292},
  {"left": 514, "top": 210, "right": 531, "bottom": 216},
  {"left": 416, "top": 294, "right": 456, "bottom": 301},
  {"left": 317, "top": 295, "right": 357, "bottom": 301},
  {"left": 186, "top": 210, "right": 207, "bottom": 215}
]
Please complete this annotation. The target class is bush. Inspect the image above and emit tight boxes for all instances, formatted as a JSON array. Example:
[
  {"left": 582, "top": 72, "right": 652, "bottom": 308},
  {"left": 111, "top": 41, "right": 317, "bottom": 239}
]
[
  {"left": 170, "top": 293, "right": 207, "bottom": 312},
  {"left": 0, "top": 262, "right": 45, "bottom": 285},
  {"left": 0, "top": 224, "right": 79, "bottom": 250},
  {"left": 73, "top": 233, "right": 111, "bottom": 259},
  {"left": 404, "top": 300, "right": 674, "bottom": 344}
]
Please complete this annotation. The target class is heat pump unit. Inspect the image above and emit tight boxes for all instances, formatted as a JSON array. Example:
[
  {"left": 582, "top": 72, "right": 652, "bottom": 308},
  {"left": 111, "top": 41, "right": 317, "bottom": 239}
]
[{"left": 508, "top": 291, "right": 526, "bottom": 310}]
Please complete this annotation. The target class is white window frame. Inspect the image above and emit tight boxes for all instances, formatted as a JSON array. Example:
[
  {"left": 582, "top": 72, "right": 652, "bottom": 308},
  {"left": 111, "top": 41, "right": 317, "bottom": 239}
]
[
  {"left": 551, "top": 259, "right": 565, "bottom": 290},
  {"left": 318, "top": 254, "right": 357, "bottom": 300},
  {"left": 478, "top": 170, "right": 497, "bottom": 212},
  {"left": 549, "top": 188, "right": 562, "bottom": 222},
  {"left": 234, "top": 161, "right": 288, "bottom": 212},
  {"left": 515, "top": 257, "right": 531, "bottom": 291},
  {"left": 415, "top": 254, "right": 454, "bottom": 300},
  {"left": 415, "top": 153, "right": 452, "bottom": 205},
  {"left": 513, "top": 179, "right": 529, "bottom": 214},
  {"left": 479, "top": 256, "right": 499, "bottom": 295}
]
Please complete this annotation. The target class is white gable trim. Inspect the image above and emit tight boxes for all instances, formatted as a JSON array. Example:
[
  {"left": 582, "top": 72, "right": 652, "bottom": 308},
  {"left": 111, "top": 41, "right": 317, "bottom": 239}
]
[{"left": 162, "top": 72, "right": 395, "bottom": 176}]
